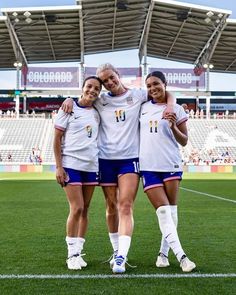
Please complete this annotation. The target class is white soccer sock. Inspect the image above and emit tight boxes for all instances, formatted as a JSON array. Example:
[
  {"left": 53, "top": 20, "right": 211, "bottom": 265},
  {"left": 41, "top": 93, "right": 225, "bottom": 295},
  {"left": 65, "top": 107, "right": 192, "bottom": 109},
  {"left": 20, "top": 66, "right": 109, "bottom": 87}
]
[
  {"left": 159, "top": 205, "right": 178, "bottom": 257},
  {"left": 109, "top": 232, "right": 119, "bottom": 253},
  {"left": 117, "top": 235, "right": 131, "bottom": 258},
  {"left": 156, "top": 206, "right": 185, "bottom": 262},
  {"left": 77, "top": 237, "right": 85, "bottom": 254},
  {"left": 66, "top": 236, "right": 79, "bottom": 258}
]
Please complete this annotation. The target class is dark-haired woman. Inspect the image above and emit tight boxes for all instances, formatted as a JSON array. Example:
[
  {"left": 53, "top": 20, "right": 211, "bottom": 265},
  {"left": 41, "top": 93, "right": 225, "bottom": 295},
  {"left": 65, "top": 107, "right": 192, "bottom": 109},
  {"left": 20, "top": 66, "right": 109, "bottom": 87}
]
[
  {"left": 140, "top": 71, "right": 196, "bottom": 272},
  {"left": 54, "top": 76, "right": 101, "bottom": 270}
]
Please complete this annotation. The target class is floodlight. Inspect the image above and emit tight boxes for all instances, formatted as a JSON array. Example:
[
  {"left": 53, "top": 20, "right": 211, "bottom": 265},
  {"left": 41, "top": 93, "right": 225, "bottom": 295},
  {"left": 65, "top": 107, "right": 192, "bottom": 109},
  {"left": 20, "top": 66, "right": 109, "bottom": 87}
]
[
  {"left": 203, "top": 63, "right": 214, "bottom": 69},
  {"left": 25, "top": 18, "right": 32, "bottom": 24},
  {"left": 23, "top": 11, "right": 31, "bottom": 18},
  {"left": 204, "top": 17, "right": 211, "bottom": 24},
  {"left": 14, "top": 62, "right": 22, "bottom": 68},
  {"left": 206, "top": 11, "right": 214, "bottom": 17}
]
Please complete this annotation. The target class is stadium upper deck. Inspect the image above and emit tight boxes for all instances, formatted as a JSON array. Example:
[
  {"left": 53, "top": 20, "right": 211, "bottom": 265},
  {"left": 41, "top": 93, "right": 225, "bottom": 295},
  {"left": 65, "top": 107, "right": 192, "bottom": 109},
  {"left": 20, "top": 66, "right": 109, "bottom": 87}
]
[{"left": 0, "top": 0, "right": 235, "bottom": 73}]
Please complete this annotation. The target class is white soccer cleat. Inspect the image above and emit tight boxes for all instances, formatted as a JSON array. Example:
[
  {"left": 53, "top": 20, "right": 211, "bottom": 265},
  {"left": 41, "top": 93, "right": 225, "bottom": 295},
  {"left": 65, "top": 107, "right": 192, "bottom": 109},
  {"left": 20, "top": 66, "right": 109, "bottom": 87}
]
[
  {"left": 77, "top": 254, "right": 87, "bottom": 268},
  {"left": 66, "top": 255, "right": 82, "bottom": 270},
  {"left": 180, "top": 256, "right": 196, "bottom": 272},
  {"left": 112, "top": 255, "right": 126, "bottom": 274},
  {"left": 109, "top": 251, "right": 118, "bottom": 269},
  {"left": 156, "top": 253, "right": 170, "bottom": 268}
]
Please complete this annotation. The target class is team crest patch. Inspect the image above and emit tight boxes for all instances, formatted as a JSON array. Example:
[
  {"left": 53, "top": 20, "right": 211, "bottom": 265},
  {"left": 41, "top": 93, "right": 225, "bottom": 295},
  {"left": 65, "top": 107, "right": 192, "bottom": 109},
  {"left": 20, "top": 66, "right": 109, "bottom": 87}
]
[
  {"left": 126, "top": 96, "right": 133, "bottom": 105},
  {"left": 86, "top": 125, "right": 92, "bottom": 138}
]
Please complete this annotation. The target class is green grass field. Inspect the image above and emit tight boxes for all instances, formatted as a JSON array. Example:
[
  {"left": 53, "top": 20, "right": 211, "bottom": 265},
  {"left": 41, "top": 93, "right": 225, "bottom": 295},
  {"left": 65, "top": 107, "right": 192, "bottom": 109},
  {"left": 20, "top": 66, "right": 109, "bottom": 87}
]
[{"left": 0, "top": 172, "right": 235, "bottom": 294}]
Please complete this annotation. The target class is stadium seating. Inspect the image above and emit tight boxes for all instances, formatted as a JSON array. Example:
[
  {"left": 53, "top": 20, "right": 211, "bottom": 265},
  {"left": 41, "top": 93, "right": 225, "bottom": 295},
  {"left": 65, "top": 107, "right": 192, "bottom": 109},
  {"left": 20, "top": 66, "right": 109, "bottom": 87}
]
[
  {"left": 0, "top": 118, "right": 52, "bottom": 163},
  {"left": 183, "top": 119, "right": 236, "bottom": 164},
  {"left": 1, "top": 118, "right": 236, "bottom": 164}
]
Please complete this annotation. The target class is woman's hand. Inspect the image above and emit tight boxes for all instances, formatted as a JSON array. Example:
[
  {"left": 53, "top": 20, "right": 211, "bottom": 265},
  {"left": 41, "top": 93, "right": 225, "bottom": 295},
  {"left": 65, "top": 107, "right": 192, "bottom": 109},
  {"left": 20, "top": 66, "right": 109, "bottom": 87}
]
[
  {"left": 61, "top": 97, "right": 74, "bottom": 113},
  {"left": 56, "top": 167, "right": 67, "bottom": 187},
  {"left": 163, "top": 112, "right": 177, "bottom": 129}
]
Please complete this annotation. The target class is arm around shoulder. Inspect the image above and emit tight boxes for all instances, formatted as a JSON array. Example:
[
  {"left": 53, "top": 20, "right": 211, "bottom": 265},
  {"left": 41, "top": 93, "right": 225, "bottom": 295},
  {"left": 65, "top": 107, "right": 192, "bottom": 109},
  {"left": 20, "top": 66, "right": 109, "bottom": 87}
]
[{"left": 61, "top": 97, "right": 74, "bottom": 113}]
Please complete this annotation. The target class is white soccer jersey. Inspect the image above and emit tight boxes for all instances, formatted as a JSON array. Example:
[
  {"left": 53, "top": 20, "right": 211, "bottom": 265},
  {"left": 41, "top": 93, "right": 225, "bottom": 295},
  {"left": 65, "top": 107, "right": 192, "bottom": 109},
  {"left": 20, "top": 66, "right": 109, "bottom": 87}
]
[
  {"left": 95, "top": 88, "right": 147, "bottom": 159},
  {"left": 139, "top": 101, "right": 187, "bottom": 172},
  {"left": 54, "top": 101, "right": 100, "bottom": 172}
]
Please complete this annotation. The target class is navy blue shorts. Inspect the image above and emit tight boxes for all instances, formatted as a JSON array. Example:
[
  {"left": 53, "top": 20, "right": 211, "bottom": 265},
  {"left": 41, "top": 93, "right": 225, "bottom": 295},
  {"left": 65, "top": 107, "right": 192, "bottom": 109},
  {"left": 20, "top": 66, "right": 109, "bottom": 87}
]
[
  {"left": 99, "top": 158, "right": 139, "bottom": 186},
  {"left": 64, "top": 167, "right": 99, "bottom": 186},
  {"left": 140, "top": 171, "right": 182, "bottom": 192}
]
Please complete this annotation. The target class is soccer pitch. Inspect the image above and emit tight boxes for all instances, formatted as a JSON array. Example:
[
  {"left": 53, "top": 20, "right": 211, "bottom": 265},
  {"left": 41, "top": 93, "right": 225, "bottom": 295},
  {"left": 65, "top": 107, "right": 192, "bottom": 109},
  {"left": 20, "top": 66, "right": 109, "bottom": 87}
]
[{"left": 0, "top": 173, "right": 235, "bottom": 294}]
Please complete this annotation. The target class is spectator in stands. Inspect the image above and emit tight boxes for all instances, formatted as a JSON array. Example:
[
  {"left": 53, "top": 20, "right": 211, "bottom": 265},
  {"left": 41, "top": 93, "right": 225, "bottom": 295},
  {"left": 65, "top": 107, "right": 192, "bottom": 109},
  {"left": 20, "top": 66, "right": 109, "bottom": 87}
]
[
  {"left": 0, "top": 154, "right": 2, "bottom": 162},
  {"left": 34, "top": 146, "right": 42, "bottom": 165},
  {"left": 51, "top": 110, "right": 57, "bottom": 122},
  {"left": 29, "top": 153, "right": 33, "bottom": 163},
  {"left": 225, "top": 109, "right": 229, "bottom": 119},
  {"left": 195, "top": 109, "right": 200, "bottom": 118},
  {"left": 62, "top": 63, "right": 175, "bottom": 274},
  {"left": 29, "top": 148, "right": 36, "bottom": 164},
  {"left": 7, "top": 153, "right": 12, "bottom": 162},
  {"left": 189, "top": 109, "right": 195, "bottom": 119},
  {"left": 200, "top": 109, "right": 204, "bottom": 119},
  {"left": 139, "top": 71, "right": 196, "bottom": 272},
  {"left": 53, "top": 76, "right": 102, "bottom": 271}
]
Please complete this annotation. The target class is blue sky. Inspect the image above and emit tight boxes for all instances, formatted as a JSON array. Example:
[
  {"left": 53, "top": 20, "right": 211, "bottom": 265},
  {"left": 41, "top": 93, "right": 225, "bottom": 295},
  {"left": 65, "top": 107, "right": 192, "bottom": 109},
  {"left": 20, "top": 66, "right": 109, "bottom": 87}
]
[{"left": 0, "top": 0, "right": 235, "bottom": 90}]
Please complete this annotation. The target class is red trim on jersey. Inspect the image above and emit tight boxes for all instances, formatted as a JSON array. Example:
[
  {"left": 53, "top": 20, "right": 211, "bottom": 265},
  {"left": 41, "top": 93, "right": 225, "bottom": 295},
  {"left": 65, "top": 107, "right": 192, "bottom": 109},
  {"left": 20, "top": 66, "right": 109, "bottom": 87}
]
[
  {"left": 55, "top": 125, "right": 65, "bottom": 131},
  {"left": 176, "top": 118, "right": 188, "bottom": 126}
]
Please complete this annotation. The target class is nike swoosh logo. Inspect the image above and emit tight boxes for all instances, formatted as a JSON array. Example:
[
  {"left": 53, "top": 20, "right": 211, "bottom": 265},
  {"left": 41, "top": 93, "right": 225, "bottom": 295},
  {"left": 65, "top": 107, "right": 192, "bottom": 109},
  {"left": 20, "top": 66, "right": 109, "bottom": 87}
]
[
  {"left": 141, "top": 112, "right": 148, "bottom": 115},
  {"left": 170, "top": 172, "right": 175, "bottom": 175},
  {"left": 102, "top": 103, "right": 109, "bottom": 106}
]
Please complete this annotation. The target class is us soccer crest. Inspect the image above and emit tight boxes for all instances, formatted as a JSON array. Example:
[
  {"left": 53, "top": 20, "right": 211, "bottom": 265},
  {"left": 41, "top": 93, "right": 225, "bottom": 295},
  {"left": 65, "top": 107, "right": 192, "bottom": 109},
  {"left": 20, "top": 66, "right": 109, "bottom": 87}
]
[
  {"left": 86, "top": 125, "right": 92, "bottom": 138},
  {"left": 126, "top": 96, "right": 133, "bottom": 105}
]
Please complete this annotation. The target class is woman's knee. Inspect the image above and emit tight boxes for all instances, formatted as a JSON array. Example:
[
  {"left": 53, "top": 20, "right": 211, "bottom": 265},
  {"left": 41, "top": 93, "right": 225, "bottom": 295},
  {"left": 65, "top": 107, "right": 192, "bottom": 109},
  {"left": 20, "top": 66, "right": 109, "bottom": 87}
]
[
  {"left": 70, "top": 205, "right": 84, "bottom": 218},
  {"left": 119, "top": 200, "right": 133, "bottom": 216},
  {"left": 106, "top": 201, "right": 118, "bottom": 216}
]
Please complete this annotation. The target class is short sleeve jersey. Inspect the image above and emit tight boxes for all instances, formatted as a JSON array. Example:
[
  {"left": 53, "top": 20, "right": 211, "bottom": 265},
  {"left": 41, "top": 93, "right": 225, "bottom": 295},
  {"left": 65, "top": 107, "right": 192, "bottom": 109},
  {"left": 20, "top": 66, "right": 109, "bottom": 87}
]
[
  {"left": 54, "top": 101, "right": 100, "bottom": 172},
  {"left": 139, "top": 101, "right": 187, "bottom": 172},
  {"left": 94, "top": 88, "right": 147, "bottom": 159}
]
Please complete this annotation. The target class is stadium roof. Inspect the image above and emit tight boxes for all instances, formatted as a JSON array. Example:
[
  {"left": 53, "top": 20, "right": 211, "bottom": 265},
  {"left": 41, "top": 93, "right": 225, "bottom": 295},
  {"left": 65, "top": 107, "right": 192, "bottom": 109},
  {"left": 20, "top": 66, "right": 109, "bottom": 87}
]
[{"left": 0, "top": 0, "right": 236, "bottom": 73}]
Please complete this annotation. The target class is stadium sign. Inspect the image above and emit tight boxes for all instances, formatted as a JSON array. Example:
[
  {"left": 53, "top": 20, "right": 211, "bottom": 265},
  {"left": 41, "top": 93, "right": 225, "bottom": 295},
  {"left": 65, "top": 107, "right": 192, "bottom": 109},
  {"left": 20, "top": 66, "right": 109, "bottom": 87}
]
[
  {"left": 150, "top": 68, "right": 205, "bottom": 89},
  {"left": 21, "top": 67, "right": 205, "bottom": 89},
  {"left": 22, "top": 67, "right": 79, "bottom": 88}
]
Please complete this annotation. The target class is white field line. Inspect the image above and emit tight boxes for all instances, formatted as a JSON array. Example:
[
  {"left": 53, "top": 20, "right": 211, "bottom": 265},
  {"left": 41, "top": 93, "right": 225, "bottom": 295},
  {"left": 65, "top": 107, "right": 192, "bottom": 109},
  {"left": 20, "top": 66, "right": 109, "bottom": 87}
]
[
  {"left": 0, "top": 273, "right": 235, "bottom": 279},
  {"left": 180, "top": 187, "right": 236, "bottom": 204}
]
